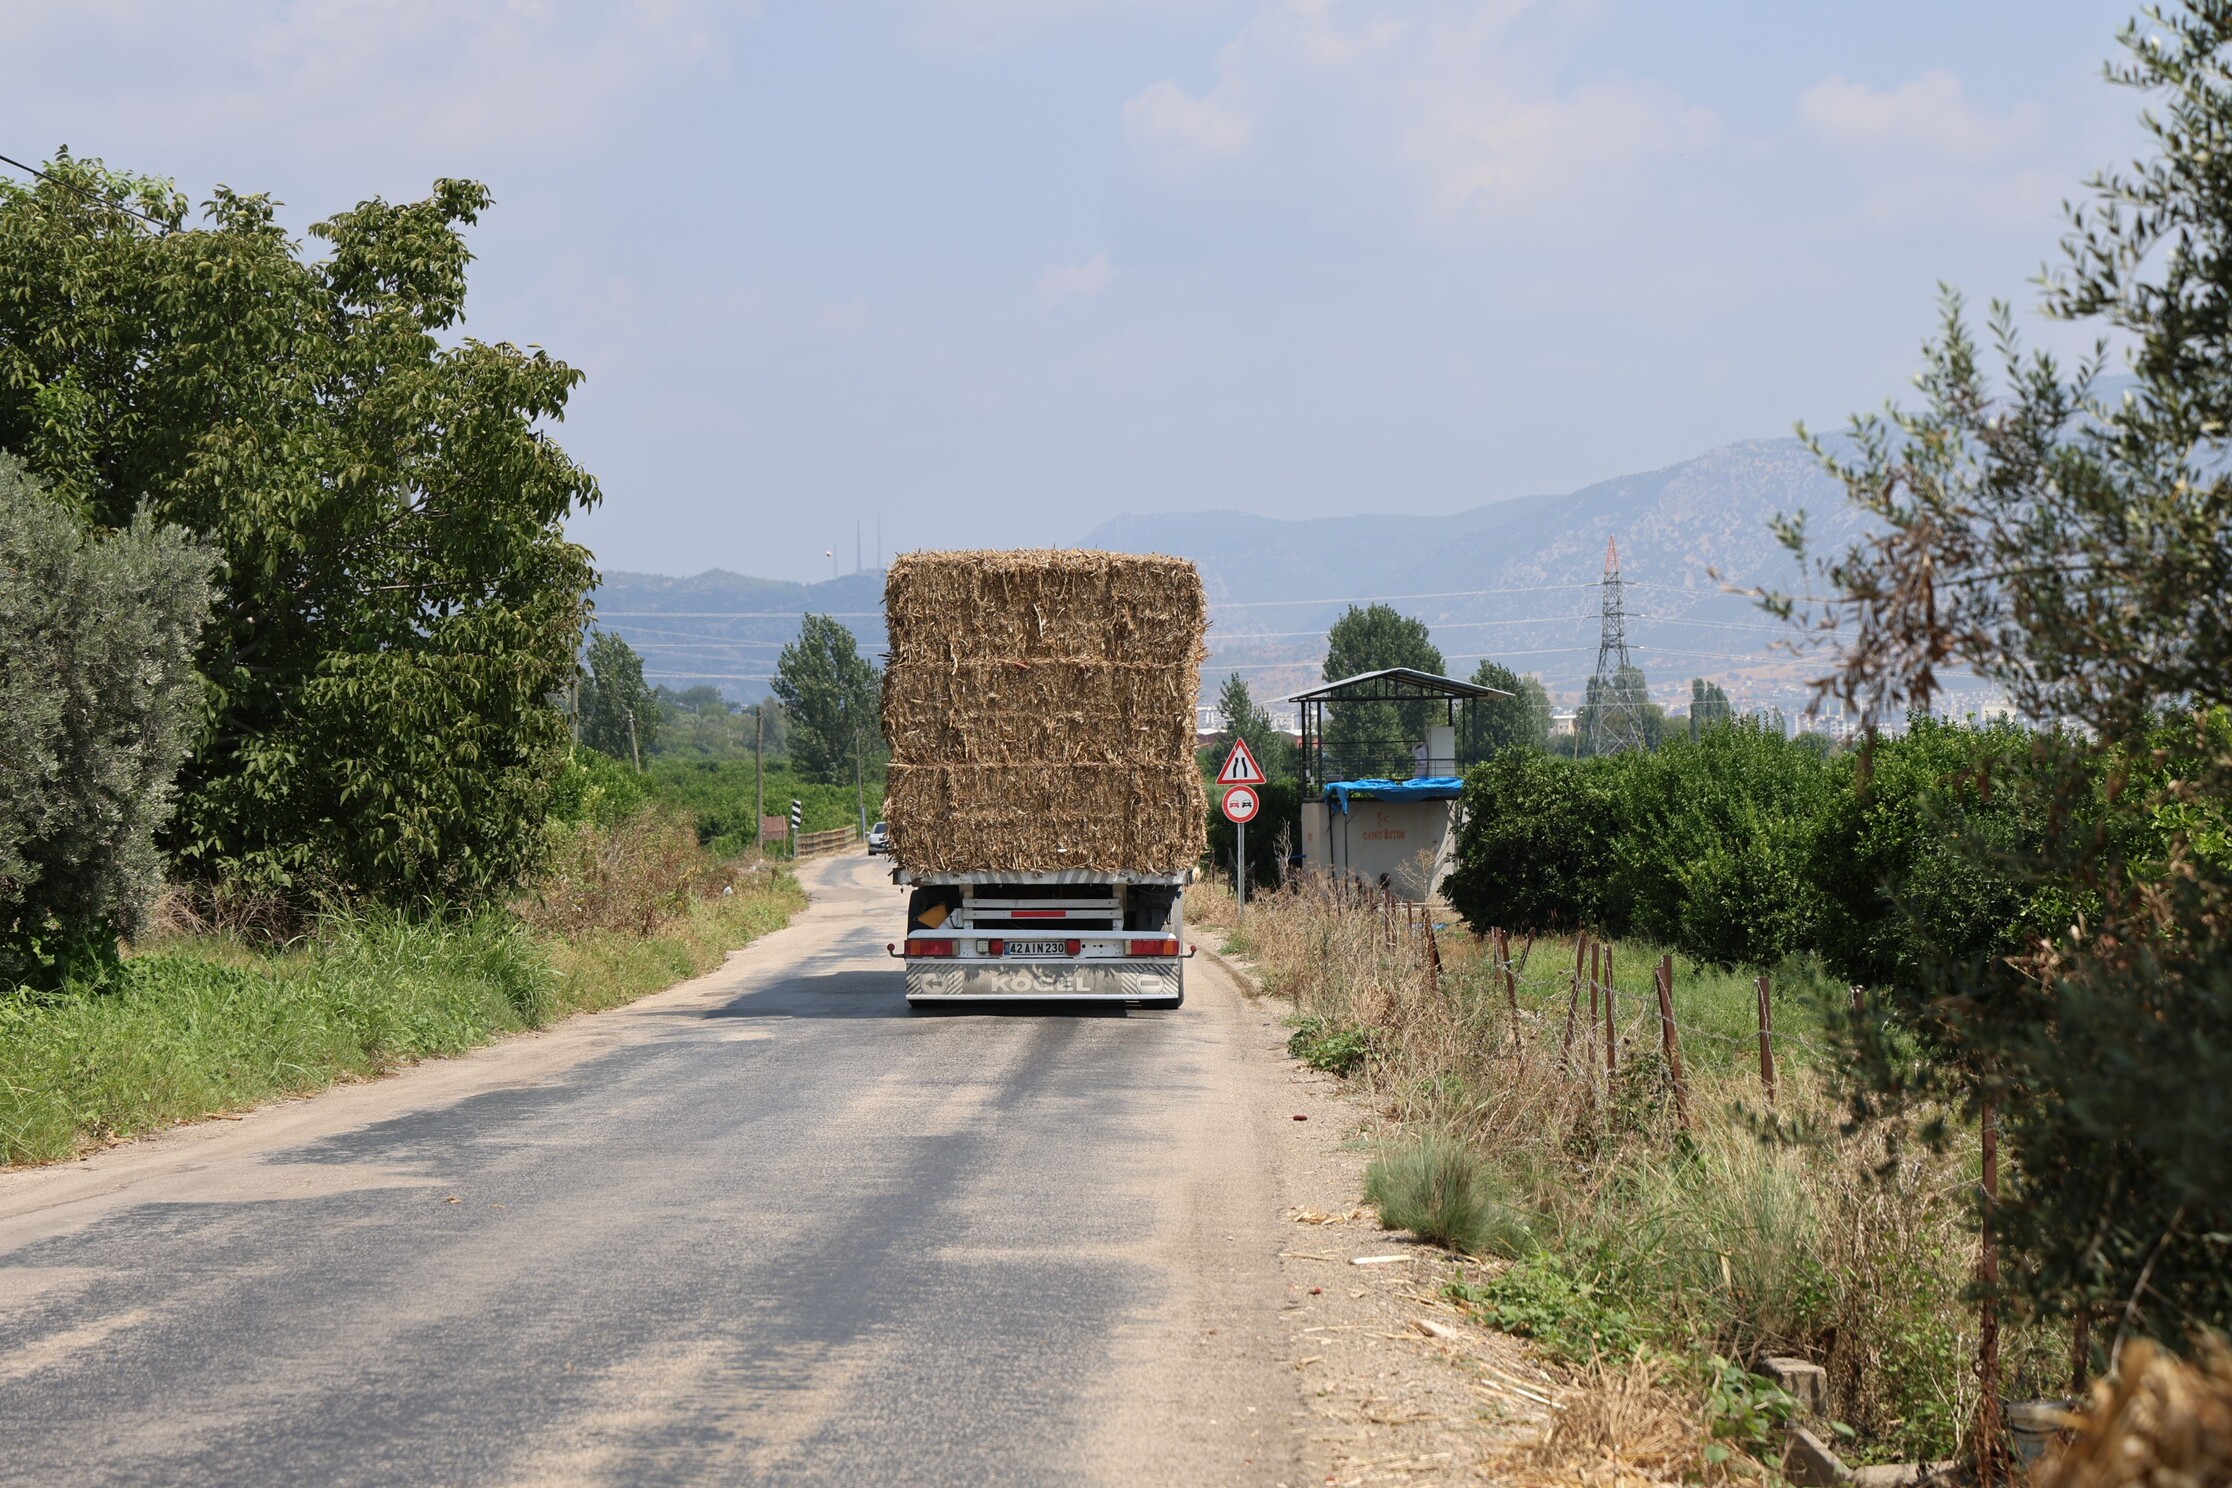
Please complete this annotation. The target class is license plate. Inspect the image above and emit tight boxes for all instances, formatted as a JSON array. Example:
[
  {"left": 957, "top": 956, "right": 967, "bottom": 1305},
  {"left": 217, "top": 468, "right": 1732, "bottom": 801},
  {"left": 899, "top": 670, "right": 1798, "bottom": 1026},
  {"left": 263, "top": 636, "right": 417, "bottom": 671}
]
[{"left": 1007, "top": 939, "right": 1067, "bottom": 958}]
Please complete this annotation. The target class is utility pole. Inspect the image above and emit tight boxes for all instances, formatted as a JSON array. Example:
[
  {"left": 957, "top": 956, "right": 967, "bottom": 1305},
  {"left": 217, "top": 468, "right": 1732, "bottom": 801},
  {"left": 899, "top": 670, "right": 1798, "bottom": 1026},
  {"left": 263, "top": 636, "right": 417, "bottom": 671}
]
[
  {"left": 754, "top": 704, "right": 766, "bottom": 850},
  {"left": 624, "top": 706, "right": 641, "bottom": 773},
  {"left": 853, "top": 726, "right": 869, "bottom": 839}
]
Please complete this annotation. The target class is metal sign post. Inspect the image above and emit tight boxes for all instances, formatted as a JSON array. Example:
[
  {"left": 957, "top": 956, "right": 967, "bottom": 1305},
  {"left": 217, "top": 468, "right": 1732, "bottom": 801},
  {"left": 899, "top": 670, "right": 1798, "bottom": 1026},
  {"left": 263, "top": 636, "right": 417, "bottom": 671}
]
[{"left": 1222, "top": 783, "right": 1261, "bottom": 917}]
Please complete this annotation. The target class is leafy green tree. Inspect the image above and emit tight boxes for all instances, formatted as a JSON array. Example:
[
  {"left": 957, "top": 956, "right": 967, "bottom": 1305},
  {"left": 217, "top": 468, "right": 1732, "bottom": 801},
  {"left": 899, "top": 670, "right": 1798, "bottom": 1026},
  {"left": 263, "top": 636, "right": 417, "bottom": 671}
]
[
  {"left": 1688, "top": 679, "right": 1732, "bottom": 739},
  {"left": 772, "top": 614, "right": 882, "bottom": 784},
  {"left": 1611, "top": 721, "right": 1836, "bottom": 969},
  {"left": 0, "top": 154, "right": 598, "bottom": 906},
  {"left": 1211, "top": 672, "right": 1295, "bottom": 781},
  {"left": 1786, "top": 6, "right": 2232, "bottom": 1343},
  {"left": 0, "top": 454, "right": 213, "bottom": 984},
  {"left": 1576, "top": 663, "right": 1663, "bottom": 756},
  {"left": 579, "top": 630, "right": 656, "bottom": 766},
  {"left": 1322, "top": 604, "right": 1445, "bottom": 776},
  {"left": 1459, "top": 660, "right": 1549, "bottom": 761},
  {"left": 1443, "top": 750, "right": 1631, "bottom": 935}
]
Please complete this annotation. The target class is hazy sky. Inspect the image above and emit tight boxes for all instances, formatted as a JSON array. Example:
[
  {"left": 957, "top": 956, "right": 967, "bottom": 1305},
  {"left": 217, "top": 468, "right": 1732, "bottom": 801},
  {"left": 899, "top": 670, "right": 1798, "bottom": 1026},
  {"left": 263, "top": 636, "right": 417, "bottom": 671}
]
[{"left": 10, "top": 1, "right": 2144, "bottom": 581}]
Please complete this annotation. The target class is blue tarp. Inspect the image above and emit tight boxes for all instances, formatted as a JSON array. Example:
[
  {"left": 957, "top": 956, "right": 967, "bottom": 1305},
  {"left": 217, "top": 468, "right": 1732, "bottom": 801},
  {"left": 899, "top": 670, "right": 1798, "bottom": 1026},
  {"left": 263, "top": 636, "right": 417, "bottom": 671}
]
[{"left": 1321, "top": 777, "right": 1465, "bottom": 814}]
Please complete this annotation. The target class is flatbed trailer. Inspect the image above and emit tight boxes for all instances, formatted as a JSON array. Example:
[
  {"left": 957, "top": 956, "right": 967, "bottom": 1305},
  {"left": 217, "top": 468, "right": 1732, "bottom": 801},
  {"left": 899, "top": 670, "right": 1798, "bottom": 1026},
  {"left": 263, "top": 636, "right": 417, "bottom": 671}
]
[{"left": 888, "top": 868, "right": 1191, "bottom": 1007}]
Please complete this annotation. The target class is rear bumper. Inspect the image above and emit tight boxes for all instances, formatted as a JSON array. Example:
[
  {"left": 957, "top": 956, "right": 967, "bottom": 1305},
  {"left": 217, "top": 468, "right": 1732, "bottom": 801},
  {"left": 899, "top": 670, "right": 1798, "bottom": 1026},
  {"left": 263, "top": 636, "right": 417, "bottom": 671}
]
[{"left": 903, "top": 961, "right": 1182, "bottom": 1002}]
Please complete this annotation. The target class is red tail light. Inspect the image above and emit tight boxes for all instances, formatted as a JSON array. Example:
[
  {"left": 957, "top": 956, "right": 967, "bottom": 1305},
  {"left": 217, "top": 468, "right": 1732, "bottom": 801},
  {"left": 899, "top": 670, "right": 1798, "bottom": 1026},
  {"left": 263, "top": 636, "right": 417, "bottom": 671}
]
[
  {"left": 986, "top": 938, "right": 1005, "bottom": 956},
  {"left": 909, "top": 939, "right": 956, "bottom": 958},
  {"left": 1067, "top": 938, "right": 1083, "bottom": 956},
  {"left": 1127, "top": 938, "right": 1181, "bottom": 957}
]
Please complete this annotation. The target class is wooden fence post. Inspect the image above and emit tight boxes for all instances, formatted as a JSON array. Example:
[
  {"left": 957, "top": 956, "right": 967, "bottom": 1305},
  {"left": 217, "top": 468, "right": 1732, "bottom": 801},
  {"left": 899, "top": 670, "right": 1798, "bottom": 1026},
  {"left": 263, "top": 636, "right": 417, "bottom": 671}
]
[
  {"left": 1589, "top": 940, "right": 1603, "bottom": 1080},
  {"left": 1424, "top": 915, "right": 1442, "bottom": 996},
  {"left": 1656, "top": 954, "right": 1693, "bottom": 1132},
  {"left": 1496, "top": 928, "right": 1522, "bottom": 1063},
  {"left": 1755, "top": 974, "right": 1777, "bottom": 1109},
  {"left": 1603, "top": 943, "right": 1617, "bottom": 1081},
  {"left": 1978, "top": 1094, "right": 2003, "bottom": 1488},
  {"left": 1560, "top": 936, "right": 1585, "bottom": 1069}
]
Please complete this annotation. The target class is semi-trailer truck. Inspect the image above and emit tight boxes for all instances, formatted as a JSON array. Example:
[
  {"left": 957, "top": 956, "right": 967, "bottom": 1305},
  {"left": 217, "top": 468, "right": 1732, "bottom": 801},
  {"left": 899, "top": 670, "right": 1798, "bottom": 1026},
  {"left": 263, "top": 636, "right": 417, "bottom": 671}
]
[{"left": 878, "top": 549, "right": 1207, "bottom": 1009}]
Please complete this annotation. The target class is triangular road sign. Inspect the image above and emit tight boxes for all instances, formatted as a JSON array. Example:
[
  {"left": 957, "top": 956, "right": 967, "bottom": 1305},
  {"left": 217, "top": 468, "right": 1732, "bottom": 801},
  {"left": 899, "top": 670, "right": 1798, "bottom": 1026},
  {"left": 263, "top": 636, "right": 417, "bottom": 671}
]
[{"left": 1217, "top": 737, "right": 1268, "bottom": 787}]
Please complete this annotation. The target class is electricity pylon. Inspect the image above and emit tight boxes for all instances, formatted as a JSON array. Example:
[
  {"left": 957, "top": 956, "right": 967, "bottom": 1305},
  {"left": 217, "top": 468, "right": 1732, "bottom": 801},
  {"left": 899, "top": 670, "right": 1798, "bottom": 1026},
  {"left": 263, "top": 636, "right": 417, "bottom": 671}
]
[{"left": 1587, "top": 537, "right": 1649, "bottom": 755}]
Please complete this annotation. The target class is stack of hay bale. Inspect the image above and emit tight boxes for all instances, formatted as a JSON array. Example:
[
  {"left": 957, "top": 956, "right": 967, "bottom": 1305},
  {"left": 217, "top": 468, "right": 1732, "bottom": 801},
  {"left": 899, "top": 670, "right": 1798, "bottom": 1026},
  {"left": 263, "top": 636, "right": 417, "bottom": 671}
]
[{"left": 881, "top": 549, "right": 1208, "bottom": 875}]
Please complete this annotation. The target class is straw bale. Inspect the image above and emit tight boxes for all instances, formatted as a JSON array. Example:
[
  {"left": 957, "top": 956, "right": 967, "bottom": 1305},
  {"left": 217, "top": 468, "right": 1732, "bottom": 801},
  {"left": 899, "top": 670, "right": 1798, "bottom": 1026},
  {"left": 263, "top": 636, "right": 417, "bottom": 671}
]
[
  {"left": 882, "top": 549, "right": 1208, "bottom": 874},
  {"left": 2038, "top": 1339, "right": 2232, "bottom": 1488}
]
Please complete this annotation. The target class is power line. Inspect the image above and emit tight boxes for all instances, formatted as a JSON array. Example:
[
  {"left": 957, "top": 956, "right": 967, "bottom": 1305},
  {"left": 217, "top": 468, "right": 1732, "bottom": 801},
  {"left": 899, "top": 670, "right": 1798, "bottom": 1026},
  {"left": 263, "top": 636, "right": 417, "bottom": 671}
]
[
  {"left": 0, "top": 151, "right": 174, "bottom": 233},
  {"left": 1209, "top": 582, "right": 1591, "bottom": 610},
  {"left": 595, "top": 610, "right": 884, "bottom": 620}
]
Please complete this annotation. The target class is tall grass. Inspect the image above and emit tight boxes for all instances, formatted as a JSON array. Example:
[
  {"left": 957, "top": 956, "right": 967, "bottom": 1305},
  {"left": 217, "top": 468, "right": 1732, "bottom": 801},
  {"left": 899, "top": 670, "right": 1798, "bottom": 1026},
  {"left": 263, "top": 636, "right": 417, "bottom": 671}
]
[
  {"left": 1192, "top": 876, "right": 2054, "bottom": 1464},
  {"left": 0, "top": 814, "right": 805, "bottom": 1167}
]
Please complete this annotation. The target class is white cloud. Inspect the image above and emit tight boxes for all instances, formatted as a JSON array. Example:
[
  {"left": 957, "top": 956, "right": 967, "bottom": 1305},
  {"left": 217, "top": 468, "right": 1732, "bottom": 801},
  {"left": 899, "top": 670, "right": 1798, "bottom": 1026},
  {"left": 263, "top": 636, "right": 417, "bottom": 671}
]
[
  {"left": 900, "top": 0, "right": 1220, "bottom": 51},
  {"left": 1794, "top": 70, "right": 2058, "bottom": 226},
  {"left": 1120, "top": 1, "right": 1717, "bottom": 223},
  {"left": 9, "top": 1, "right": 753, "bottom": 169},
  {"left": 1036, "top": 253, "right": 1117, "bottom": 307},
  {"left": 1798, "top": 70, "right": 2043, "bottom": 161},
  {"left": 1122, "top": 80, "right": 1255, "bottom": 175}
]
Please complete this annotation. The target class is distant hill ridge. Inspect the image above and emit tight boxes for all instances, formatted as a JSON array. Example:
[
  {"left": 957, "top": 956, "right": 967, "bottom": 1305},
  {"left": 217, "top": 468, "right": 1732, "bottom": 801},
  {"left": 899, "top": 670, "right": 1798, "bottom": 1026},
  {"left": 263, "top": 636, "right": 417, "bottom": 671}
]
[{"left": 592, "top": 435, "right": 1873, "bottom": 711}]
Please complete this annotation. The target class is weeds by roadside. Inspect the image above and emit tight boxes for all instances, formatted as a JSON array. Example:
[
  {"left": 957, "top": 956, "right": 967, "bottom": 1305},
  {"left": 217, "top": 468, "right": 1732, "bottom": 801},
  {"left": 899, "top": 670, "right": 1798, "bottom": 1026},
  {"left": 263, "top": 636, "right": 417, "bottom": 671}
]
[
  {"left": 0, "top": 805, "right": 805, "bottom": 1167},
  {"left": 1191, "top": 875, "right": 2057, "bottom": 1468}
]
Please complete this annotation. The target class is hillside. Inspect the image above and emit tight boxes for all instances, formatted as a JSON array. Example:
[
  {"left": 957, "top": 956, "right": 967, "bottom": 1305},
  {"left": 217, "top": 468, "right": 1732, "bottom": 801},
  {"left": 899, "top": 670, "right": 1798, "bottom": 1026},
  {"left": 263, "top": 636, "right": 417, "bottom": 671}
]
[
  {"left": 1084, "top": 437, "right": 1869, "bottom": 711},
  {"left": 588, "top": 437, "right": 1896, "bottom": 715},
  {"left": 588, "top": 569, "right": 888, "bottom": 701}
]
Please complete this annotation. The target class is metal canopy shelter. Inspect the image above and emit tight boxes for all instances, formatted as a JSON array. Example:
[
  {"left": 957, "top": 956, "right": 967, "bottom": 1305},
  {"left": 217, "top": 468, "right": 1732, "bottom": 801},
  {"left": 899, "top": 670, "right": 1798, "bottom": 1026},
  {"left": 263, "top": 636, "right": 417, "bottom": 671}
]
[{"left": 1280, "top": 667, "right": 1512, "bottom": 796}]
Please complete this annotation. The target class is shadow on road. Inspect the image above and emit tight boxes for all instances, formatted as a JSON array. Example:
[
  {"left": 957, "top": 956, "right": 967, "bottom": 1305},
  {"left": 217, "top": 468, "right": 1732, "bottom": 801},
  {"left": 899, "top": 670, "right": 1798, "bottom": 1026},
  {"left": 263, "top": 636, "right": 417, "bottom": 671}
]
[{"left": 690, "top": 968, "right": 1142, "bottom": 1021}]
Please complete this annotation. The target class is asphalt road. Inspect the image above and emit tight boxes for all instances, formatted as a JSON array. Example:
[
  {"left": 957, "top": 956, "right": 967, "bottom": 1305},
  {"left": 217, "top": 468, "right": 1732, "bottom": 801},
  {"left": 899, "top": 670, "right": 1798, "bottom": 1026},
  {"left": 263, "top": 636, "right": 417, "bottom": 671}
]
[{"left": 0, "top": 855, "right": 1315, "bottom": 1488}]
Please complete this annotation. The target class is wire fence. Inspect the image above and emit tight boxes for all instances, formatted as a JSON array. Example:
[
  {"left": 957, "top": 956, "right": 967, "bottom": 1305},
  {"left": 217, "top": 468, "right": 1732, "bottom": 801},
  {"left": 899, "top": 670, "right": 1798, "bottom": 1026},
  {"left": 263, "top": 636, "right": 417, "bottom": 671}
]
[{"left": 1273, "top": 872, "right": 1858, "bottom": 1123}]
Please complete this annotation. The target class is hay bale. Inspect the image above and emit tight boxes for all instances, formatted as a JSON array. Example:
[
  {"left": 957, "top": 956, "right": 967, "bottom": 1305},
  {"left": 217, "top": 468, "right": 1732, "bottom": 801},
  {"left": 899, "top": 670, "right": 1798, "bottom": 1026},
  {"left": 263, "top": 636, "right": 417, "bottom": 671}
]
[
  {"left": 2039, "top": 1339, "right": 2232, "bottom": 1488},
  {"left": 881, "top": 550, "right": 1207, "bottom": 874}
]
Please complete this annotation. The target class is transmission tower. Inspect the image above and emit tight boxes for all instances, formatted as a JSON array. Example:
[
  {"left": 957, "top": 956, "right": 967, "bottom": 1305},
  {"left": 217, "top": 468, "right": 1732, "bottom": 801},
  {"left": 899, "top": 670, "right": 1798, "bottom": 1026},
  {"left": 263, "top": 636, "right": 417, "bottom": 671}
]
[{"left": 1587, "top": 537, "right": 1648, "bottom": 755}]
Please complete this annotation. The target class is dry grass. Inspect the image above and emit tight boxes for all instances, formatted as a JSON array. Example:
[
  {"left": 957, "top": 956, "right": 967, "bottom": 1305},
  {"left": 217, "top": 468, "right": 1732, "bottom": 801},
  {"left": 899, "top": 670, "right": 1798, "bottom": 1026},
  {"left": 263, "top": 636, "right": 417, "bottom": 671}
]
[
  {"left": 1490, "top": 1356, "right": 1722, "bottom": 1488},
  {"left": 1194, "top": 876, "right": 2009, "bottom": 1465},
  {"left": 518, "top": 805, "right": 749, "bottom": 938},
  {"left": 2040, "top": 1338, "right": 2232, "bottom": 1488},
  {"left": 880, "top": 549, "right": 1206, "bottom": 873}
]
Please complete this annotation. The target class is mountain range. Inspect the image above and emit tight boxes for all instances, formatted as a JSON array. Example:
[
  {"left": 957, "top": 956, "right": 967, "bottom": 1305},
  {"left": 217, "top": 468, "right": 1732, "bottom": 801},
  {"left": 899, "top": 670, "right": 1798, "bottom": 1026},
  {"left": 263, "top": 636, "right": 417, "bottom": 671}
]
[{"left": 592, "top": 434, "right": 1921, "bottom": 716}]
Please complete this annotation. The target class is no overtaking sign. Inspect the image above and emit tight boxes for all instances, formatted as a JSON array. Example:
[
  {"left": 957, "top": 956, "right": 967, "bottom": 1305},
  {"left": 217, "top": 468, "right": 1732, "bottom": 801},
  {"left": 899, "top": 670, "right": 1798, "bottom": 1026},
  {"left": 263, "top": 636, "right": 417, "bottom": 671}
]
[{"left": 1221, "top": 784, "right": 1261, "bottom": 824}]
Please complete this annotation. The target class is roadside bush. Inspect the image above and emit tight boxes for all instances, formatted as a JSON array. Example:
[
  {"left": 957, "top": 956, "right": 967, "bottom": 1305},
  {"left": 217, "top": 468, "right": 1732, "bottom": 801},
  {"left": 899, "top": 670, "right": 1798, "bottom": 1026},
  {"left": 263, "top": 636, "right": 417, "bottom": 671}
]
[
  {"left": 1448, "top": 1254, "right": 1648, "bottom": 1362},
  {"left": 522, "top": 805, "right": 740, "bottom": 938},
  {"left": 1366, "top": 1132, "right": 1538, "bottom": 1257},
  {"left": 1286, "top": 1014, "right": 1376, "bottom": 1075},
  {"left": 1613, "top": 723, "right": 1835, "bottom": 970},
  {"left": 644, "top": 755, "right": 879, "bottom": 851},
  {"left": 1443, "top": 748, "right": 1630, "bottom": 935},
  {"left": 0, "top": 454, "right": 213, "bottom": 985}
]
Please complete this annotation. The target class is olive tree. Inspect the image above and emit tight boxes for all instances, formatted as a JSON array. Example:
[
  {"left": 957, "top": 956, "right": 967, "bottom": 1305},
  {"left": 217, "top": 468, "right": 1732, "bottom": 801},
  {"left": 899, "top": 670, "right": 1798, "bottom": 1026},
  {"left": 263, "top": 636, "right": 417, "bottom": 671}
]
[
  {"left": 1783, "top": 4, "right": 2232, "bottom": 1343},
  {"left": 0, "top": 454, "right": 212, "bottom": 984}
]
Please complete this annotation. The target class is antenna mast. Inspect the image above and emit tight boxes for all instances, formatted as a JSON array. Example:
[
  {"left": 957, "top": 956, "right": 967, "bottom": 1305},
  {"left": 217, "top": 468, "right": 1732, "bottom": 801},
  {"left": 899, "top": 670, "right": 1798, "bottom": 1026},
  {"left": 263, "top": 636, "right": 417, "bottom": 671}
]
[{"left": 1587, "top": 537, "right": 1648, "bottom": 755}]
